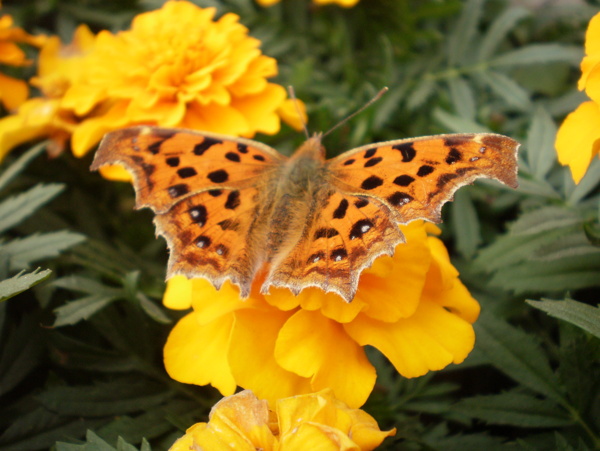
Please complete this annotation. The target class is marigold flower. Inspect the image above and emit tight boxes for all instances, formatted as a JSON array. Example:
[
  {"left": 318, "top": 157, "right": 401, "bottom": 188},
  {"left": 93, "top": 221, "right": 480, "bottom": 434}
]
[
  {"left": 169, "top": 389, "right": 395, "bottom": 451},
  {"left": 0, "top": 14, "right": 45, "bottom": 111},
  {"left": 257, "top": 0, "right": 360, "bottom": 7},
  {"left": 0, "top": 1, "right": 303, "bottom": 172},
  {"left": 163, "top": 221, "right": 479, "bottom": 408},
  {"left": 556, "top": 12, "right": 600, "bottom": 183}
]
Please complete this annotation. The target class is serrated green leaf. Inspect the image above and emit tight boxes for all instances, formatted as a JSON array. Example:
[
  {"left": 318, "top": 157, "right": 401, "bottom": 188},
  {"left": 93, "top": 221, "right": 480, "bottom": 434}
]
[
  {"left": 406, "top": 78, "right": 436, "bottom": 111},
  {"left": 0, "top": 268, "right": 52, "bottom": 303},
  {"left": 526, "top": 107, "right": 557, "bottom": 179},
  {"left": 0, "top": 183, "right": 64, "bottom": 234},
  {"left": 478, "top": 71, "right": 532, "bottom": 110},
  {"left": 567, "top": 157, "right": 600, "bottom": 205},
  {"left": 53, "top": 275, "right": 122, "bottom": 296},
  {"left": 477, "top": 6, "right": 530, "bottom": 61},
  {"left": 136, "top": 293, "right": 171, "bottom": 324},
  {"left": 448, "top": 77, "right": 476, "bottom": 120},
  {"left": 475, "top": 313, "right": 566, "bottom": 403},
  {"left": 449, "top": 189, "right": 481, "bottom": 259},
  {"left": 433, "top": 108, "right": 491, "bottom": 133},
  {"left": 0, "top": 142, "right": 47, "bottom": 192},
  {"left": 454, "top": 392, "right": 572, "bottom": 427},
  {"left": 428, "top": 433, "right": 507, "bottom": 451},
  {"left": 2, "top": 231, "right": 86, "bottom": 271},
  {"left": 447, "top": 0, "right": 483, "bottom": 66},
  {"left": 526, "top": 299, "right": 600, "bottom": 338},
  {"left": 516, "top": 176, "right": 561, "bottom": 199},
  {"left": 53, "top": 294, "right": 118, "bottom": 327},
  {"left": 492, "top": 44, "right": 583, "bottom": 67},
  {"left": 490, "top": 254, "right": 600, "bottom": 294},
  {"left": 508, "top": 206, "right": 581, "bottom": 236},
  {"left": 116, "top": 436, "right": 139, "bottom": 451},
  {"left": 38, "top": 379, "right": 171, "bottom": 417}
]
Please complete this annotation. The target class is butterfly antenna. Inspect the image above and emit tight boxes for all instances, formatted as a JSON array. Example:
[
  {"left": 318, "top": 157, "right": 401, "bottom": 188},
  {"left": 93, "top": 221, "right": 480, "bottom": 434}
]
[
  {"left": 322, "top": 87, "right": 389, "bottom": 139},
  {"left": 288, "top": 86, "right": 310, "bottom": 139}
]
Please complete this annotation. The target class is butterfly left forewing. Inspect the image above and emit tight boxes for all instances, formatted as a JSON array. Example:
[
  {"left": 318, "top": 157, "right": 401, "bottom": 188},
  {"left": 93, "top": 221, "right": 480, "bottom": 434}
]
[
  {"left": 327, "top": 133, "right": 519, "bottom": 224},
  {"left": 91, "top": 126, "right": 286, "bottom": 298}
]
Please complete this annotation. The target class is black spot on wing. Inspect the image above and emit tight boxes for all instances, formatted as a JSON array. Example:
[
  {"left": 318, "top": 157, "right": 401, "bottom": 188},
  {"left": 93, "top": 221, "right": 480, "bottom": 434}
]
[
  {"left": 166, "top": 157, "right": 180, "bottom": 167},
  {"left": 237, "top": 144, "right": 248, "bottom": 154},
  {"left": 445, "top": 148, "right": 462, "bottom": 164},
  {"left": 417, "top": 165, "right": 434, "bottom": 177},
  {"left": 194, "top": 137, "right": 221, "bottom": 156},
  {"left": 393, "top": 142, "right": 416, "bottom": 162},
  {"left": 349, "top": 219, "right": 373, "bottom": 240},
  {"left": 393, "top": 175, "right": 414, "bottom": 187},
  {"left": 189, "top": 205, "right": 207, "bottom": 226},
  {"left": 177, "top": 167, "right": 197, "bottom": 179},
  {"left": 225, "top": 190, "right": 241, "bottom": 210},
  {"left": 364, "top": 148, "right": 377, "bottom": 158},
  {"left": 361, "top": 175, "right": 384, "bottom": 190},
  {"left": 364, "top": 157, "right": 383, "bottom": 168},
  {"left": 343, "top": 159, "right": 355, "bottom": 166},
  {"left": 225, "top": 152, "right": 241, "bottom": 162},
  {"left": 331, "top": 248, "right": 348, "bottom": 262},
  {"left": 208, "top": 169, "right": 228, "bottom": 183},
  {"left": 314, "top": 228, "right": 339, "bottom": 239},
  {"left": 354, "top": 198, "right": 369, "bottom": 208},
  {"left": 333, "top": 199, "right": 349, "bottom": 219},
  {"left": 387, "top": 192, "right": 413, "bottom": 207},
  {"left": 168, "top": 184, "right": 189, "bottom": 198}
]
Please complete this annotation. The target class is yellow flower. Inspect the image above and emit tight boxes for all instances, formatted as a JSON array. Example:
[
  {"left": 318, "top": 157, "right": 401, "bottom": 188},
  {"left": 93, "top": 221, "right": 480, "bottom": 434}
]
[
  {"left": 0, "top": 1, "right": 303, "bottom": 170},
  {"left": 163, "top": 221, "right": 479, "bottom": 408},
  {"left": 556, "top": 12, "right": 600, "bottom": 183},
  {"left": 257, "top": 0, "right": 360, "bottom": 7},
  {"left": 169, "top": 389, "right": 395, "bottom": 451},
  {"left": 0, "top": 14, "right": 45, "bottom": 111},
  {"left": 0, "top": 25, "right": 95, "bottom": 160}
]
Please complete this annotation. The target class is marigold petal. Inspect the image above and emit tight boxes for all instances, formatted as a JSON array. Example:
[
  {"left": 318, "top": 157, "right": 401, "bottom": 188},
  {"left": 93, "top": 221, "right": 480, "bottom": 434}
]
[
  {"left": 279, "top": 423, "right": 358, "bottom": 450},
  {"left": 555, "top": 100, "right": 600, "bottom": 183},
  {"left": 71, "top": 102, "right": 129, "bottom": 157},
  {"left": 0, "top": 73, "right": 28, "bottom": 110},
  {"left": 163, "top": 275, "right": 193, "bottom": 310},
  {"left": 182, "top": 101, "right": 249, "bottom": 135},
  {"left": 98, "top": 164, "right": 133, "bottom": 182},
  {"left": 345, "top": 300, "right": 476, "bottom": 378},
  {"left": 346, "top": 408, "right": 397, "bottom": 450},
  {"left": 228, "top": 309, "right": 313, "bottom": 404},
  {"left": 277, "top": 98, "right": 308, "bottom": 132},
  {"left": 231, "top": 83, "right": 286, "bottom": 136},
  {"left": 274, "top": 310, "right": 375, "bottom": 408},
  {"left": 163, "top": 312, "right": 236, "bottom": 395}
]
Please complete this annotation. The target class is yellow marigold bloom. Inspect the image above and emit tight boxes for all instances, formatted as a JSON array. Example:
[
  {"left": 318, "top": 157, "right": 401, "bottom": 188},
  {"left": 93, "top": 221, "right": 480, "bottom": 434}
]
[
  {"left": 169, "top": 389, "right": 395, "bottom": 451},
  {"left": 163, "top": 221, "right": 479, "bottom": 408},
  {"left": 0, "top": 14, "right": 45, "bottom": 111},
  {"left": 0, "top": 24, "right": 95, "bottom": 161},
  {"left": 0, "top": 1, "right": 303, "bottom": 172},
  {"left": 257, "top": 0, "right": 360, "bottom": 7},
  {"left": 556, "top": 12, "right": 600, "bottom": 183}
]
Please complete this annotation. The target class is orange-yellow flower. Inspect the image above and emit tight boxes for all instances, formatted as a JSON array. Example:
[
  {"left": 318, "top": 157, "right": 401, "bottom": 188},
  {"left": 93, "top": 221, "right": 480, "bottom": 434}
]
[
  {"left": 0, "top": 14, "right": 45, "bottom": 111},
  {"left": 163, "top": 221, "right": 479, "bottom": 409},
  {"left": 257, "top": 0, "right": 360, "bottom": 7},
  {"left": 169, "top": 389, "right": 395, "bottom": 451},
  {"left": 556, "top": 12, "right": 600, "bottom": 183},
  {"left": 0, "top": 1, "right": 303, "bottom": 173}
]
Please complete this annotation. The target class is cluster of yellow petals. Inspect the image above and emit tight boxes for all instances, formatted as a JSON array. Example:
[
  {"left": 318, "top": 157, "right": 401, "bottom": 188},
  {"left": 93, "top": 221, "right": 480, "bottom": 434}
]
[
  {"left": 0, "top": 14, "right": 45, "bottom": 111},
  {"left": 257, "top": 0, "right": 360, "bottom": 7},
  {"left": 169, "top": 389, "right": 395, "bottom": 451},
  {"left": 163, "top": 221, "right": 480, "bottom": 409},
  {"left": 0, "top": 1, "right": 303, "bottom": 173},
  {"left": 556, "top": 12, "right": 600, "bottom": 183}
]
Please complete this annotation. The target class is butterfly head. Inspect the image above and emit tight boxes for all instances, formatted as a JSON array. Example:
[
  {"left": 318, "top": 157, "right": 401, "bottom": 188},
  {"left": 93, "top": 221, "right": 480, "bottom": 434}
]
[{"left": 292, "top": 133, "right": 326, "bottom": 162}]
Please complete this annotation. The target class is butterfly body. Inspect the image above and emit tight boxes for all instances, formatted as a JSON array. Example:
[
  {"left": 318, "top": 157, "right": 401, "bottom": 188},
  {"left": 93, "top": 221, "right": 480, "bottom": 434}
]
[{"left": 91, "top": 126, "right": 519, "bottom": 302}]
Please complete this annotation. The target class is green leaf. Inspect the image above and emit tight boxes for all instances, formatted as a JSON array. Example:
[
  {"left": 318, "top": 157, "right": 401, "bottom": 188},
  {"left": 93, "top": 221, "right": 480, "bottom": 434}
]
[
  {"left": 448, "top": 77, "right": 476, "bottom": 120},
  {"left": 406, "top": 78, "right": 436, "bottom": 111},
  {"left": 0, "top": 183, "right": 64, "bottom": 234},
  {"left": 447, "top": 0, "right": 483, "bottom": 66},
  {"left": 2, "top": 231, "right": 86, "bottom": 271},
  {"left": 136, "top": 293, "right": 171, "bottom": 324},
  {"left": 526, "top": 107, "right": 557, "bottom": 179},
  {"left": 567, "top": 157, "right": 600, "bottom": 205},
  {"left": 0, "top": 268, "right": 52, "bottom": 303},
  {"left": 449, "top": 189, "right": 481, "bottom": 259},
  {"left": 492, "top": 44, "right": 583, "bottom": 67},
  {"left": 477, "top": 6, "right": 530, "bottom": 61},
  {"left": 477, "top": 71, "right": 532, "bottom": 110},
  {"left": 526, "top": 299, "right": 600, "bottom": 338},
  {"left": 38, "top": 379, "right": 172, "bottom": 417},
  {"left": 0, "top": 142, "right": 47, "bottom": 192},
  {"left": 55, "top": 430, "right": 118, "bottom": 451},
  {"left": 53, "top": 275, "right": 122, "bottom": 296},
  {"left": 433, "top": 108, "right": 491, "bottom": 133},
  {"left": 53, "top": 294, "right": 118, "bottom": 327},
  {"left": 508, "top": 206, "right": 581, "bottom": 236},
  {"left": 454, "top": 392, "right": 572, "bottom": 427},
  {"left": 475, "top": 313, "right": 566, "bottom": 403}
]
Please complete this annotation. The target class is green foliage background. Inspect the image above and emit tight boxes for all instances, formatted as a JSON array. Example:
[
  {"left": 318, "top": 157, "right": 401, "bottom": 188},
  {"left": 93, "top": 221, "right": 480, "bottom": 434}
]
[{"left": 1, "top": 0, "right": 599, "bottom": 449}]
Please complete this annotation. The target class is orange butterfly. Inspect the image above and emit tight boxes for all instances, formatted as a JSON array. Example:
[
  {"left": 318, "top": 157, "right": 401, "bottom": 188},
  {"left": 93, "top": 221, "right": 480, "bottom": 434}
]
[{"left": 91, "top": 126, "right": 519, "bottom": 302}]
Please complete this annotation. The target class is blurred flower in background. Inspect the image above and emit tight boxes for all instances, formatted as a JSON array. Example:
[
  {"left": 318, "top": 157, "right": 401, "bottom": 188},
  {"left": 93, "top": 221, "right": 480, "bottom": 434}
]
[
  {"left": 0, "top": 13, "right": 45, "bottom": 111},
  {"left": 169, "top": 389, "right": 395, "bottom": 451},
  {"left": 556, "top": 12, "right": 600, "bottom": 183},
  {"left": 0, "top": 1, "right": 303, "bottom": 178},
  {"left": 163, "top": 221, "right": 480, "bottom": 409}
]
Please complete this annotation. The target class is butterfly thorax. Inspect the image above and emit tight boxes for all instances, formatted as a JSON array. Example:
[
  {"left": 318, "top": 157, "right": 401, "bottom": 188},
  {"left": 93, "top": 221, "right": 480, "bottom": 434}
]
[{"left": 263, "top": 135, "right": 330, "bottom": 264}]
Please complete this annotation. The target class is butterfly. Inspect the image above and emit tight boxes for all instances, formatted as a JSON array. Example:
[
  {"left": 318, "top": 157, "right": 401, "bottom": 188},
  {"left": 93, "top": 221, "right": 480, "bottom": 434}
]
[{"left": 91, "top": 126, "right": 519, "bottom": 302}]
